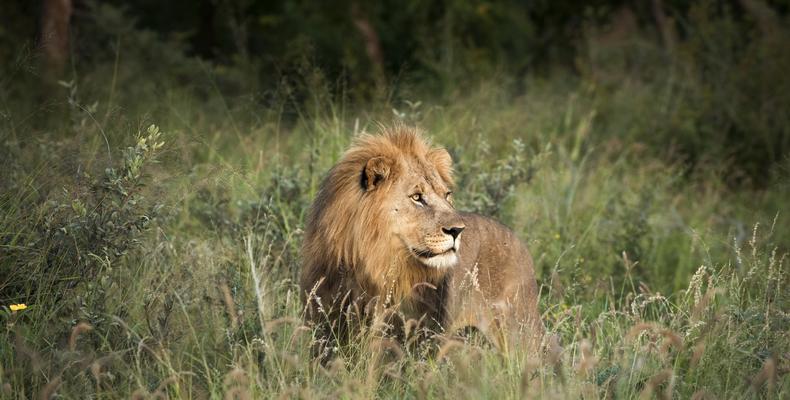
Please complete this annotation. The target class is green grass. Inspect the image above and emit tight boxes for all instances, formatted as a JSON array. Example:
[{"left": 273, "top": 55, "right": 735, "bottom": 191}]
[{"left": 1, "top": 41, "right": 789, "bottom": 400}]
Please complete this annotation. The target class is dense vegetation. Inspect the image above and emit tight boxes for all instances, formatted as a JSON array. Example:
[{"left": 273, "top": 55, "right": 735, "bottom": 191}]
[{"left": 1, "top": 1, "right": 788, "bottom": 398}]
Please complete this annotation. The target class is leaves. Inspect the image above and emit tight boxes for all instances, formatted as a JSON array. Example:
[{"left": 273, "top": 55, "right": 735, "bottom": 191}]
[{"left": 1, "top": 125, "right": 166, "bottom": 304}]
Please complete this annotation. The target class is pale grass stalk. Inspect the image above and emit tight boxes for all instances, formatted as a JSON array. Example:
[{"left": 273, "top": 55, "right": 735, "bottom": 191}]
[
  {"left": 244, "top": 232, "right": 293, "bottom": 391},
  {"left": 219, "top": 280, "right": 239, "bottom": 330},
  {"left": 172, "top": 293, "right": 207, "bottom": 398},
  {"left": 245, "top": 232, "right": 268, "bottom": 337},
  {"left": 750, "top": 222, "right": 760, "bottom": 260},
  {"left": 576, "top": 339, "right": 597, "bottom": 376},
  {"left": 111, "top": 315, "right": 169, "bottom": 391}
]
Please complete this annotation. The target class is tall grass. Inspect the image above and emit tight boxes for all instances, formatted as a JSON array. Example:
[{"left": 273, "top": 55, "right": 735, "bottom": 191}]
[{"left": 1, "top": 87, "right": 787, "bottom": 397}]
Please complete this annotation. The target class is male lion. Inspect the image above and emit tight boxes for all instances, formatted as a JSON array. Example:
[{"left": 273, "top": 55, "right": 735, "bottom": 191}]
[{"left": 300, "top": 125, "right": 543, "bottom": 358}]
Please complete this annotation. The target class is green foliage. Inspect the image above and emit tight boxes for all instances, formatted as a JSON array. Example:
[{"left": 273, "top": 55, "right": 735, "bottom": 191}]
[
  {"left": 455, "top": 137, "right": 538, "bottom": 218},
  {"left": 0, "top": 125, "right": 165, "bottom": 306}
]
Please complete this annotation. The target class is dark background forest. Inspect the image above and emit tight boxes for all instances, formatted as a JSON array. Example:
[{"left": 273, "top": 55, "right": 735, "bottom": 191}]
[{"left": 3, "top": 0, "right": 790, "bottom": 183}]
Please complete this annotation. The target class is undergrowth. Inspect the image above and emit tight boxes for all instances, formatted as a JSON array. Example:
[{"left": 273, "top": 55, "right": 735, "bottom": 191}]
[{"left": 1, "top": 98, "right": 787, "bottom": 398}]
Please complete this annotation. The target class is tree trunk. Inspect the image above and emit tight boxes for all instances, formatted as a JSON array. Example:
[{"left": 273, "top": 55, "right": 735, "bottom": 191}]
[
  {"left": 350, "top": 3, "right": 386, "bottom": 92},
  {"left": 40, "top": 0, "right": 73, "bottom": 79}
]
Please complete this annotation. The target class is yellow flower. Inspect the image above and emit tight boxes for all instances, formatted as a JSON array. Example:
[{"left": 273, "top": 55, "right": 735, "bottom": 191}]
[
  {"left": 9, "top": 304, "right": 27, "bottom": 311},
  {"left": 554, "top": 233, "right": 561, "bottom": 240}
]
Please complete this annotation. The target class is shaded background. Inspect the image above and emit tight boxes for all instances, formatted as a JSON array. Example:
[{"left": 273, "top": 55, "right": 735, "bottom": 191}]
[{"left": 2, "top": 0, "right": 789, "bottom": 183}]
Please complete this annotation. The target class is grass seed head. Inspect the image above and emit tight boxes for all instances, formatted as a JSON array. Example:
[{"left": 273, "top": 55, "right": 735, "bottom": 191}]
[{"left": 68, "top": 322, "right": 93, "bottom": 352}]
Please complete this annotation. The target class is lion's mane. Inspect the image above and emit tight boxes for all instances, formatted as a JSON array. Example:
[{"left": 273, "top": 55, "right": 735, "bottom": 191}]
[{"left": 300, "top": 125, "right": 453, "bottom": 306}]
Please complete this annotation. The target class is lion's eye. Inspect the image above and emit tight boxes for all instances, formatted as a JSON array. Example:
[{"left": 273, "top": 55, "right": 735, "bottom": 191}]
[{"left": 410, "top": 193, "right": 423, "bottom": 203}]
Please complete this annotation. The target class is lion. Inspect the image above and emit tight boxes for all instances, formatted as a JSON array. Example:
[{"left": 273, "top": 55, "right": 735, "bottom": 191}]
[{"left": 300, "top": 125, "right": 543, "bottom": 359}]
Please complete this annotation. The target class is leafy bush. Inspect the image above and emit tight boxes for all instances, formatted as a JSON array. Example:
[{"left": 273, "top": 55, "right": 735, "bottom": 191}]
[
  {"left": 454, "top": 137, "right": 540, "bottom": 218},
  {"left": 0, "top": 125, "right": 165, "bottom": 306}
]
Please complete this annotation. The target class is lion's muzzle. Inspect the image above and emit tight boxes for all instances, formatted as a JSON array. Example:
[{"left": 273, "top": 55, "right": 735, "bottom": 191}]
[{"left": 413, "top": 221, "right": 465, "bottom": 269}]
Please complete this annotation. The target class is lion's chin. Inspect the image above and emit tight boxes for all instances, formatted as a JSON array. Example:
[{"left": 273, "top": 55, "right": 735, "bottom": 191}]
[{"left": 418, "top": 250, "right": 459, "bottom": 269}]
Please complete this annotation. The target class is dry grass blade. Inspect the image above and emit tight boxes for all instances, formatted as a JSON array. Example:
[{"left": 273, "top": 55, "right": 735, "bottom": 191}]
[
  {"left": 750, "top": 357, "right": 776, "bottom": 393},
  {"left": 519, "top": 358, "right": 541, "bottom": 398},
  {"left": 267, "top": 316, "right": 302, "bottom": 332},
  {"left": 224, "top": 368, "right": 250, "bottom": 387},
  {"left": 436, "top": 339, "right": 464, "bottom": 361},
  {"left": 639, "top": 369, "right": 673, "bottom": 400},
  {"left": 546, "top": 333, "right": 564, "bottom": 382},
  {"left": 130, "top": 388, "right": 150, "bottom": 400},
  {"left": 224, "top": 387, "right": 253, "bottom": 400},
  {"left": 37, "top": 376, "right": 62, "bottom": 400},
  {"left": 223, "top": 368, "right": 253, "bottom": 400},
  {"left": 151, "top": 375, "right": 178, "bottom": 398},
  {"left": 577, "top": 339, "right": 597, "bottom": 376},
  {"left": 690, "top": 389, "right": 713, "bottom": 400},
  {"left": 68, "top": 322, "right": 93, "bottom": 352},
  {"left": 690, "top": 341, "right": 706, "bottom": 367},
  {"left": 659, "top": 329, "right": 683, "bottom": 356},
  {"left": 13, "top": 332, "right": 44, "bottom": 371},
  {"left": 219, "top": 280, "right": 239, "bottom": 330},
  {"left": 626, "top": 322, "right": 659, "bottom": 341}
]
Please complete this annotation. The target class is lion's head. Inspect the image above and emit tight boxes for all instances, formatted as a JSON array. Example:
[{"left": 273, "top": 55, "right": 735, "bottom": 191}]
[{"left": 302, "top": 125, "right": 465, "bottom": 300}]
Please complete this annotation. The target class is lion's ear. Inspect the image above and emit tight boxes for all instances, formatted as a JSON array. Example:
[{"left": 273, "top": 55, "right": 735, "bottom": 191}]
[
  {"left": 427, "top": 148, "right": 454, "bottom": 185},
  {"left": 362, "top": 156, "right": 392, "bottom": 191}
]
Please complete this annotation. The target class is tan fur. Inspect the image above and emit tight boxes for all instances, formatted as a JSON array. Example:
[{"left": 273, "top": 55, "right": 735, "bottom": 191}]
[{"left": 300, "top": 125, "right": 543, "bottom": 357}]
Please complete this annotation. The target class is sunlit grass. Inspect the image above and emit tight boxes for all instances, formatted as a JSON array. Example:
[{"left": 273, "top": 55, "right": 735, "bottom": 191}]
[{"left": 0, "top": 49, "right": 788, "bottom": 399}]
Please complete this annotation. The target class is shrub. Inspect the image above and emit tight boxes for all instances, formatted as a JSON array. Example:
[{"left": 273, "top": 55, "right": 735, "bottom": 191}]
[{"left": 0, "top": 125, "right": 165, "bottom": 306}]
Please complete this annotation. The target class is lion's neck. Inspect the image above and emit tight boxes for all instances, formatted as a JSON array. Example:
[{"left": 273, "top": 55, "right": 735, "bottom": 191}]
[{"left": 363, "top": 255, "right": 449, "bottom": 308}]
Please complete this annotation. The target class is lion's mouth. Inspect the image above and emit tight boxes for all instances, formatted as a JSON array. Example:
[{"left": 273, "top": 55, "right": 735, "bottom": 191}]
[
  {"left": 413, "top": 248, "right": 454, "bottom": 258},
  {"left": 411, "top": 247, "right": 459, "bottom": 268}
]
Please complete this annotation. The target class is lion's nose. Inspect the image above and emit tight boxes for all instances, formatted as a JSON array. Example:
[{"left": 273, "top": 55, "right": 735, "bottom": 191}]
[{"left": 442, "top": 225, "right": 465, "bottom": 239}]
